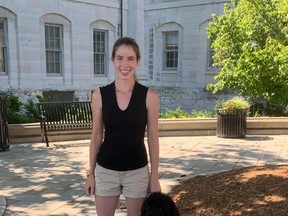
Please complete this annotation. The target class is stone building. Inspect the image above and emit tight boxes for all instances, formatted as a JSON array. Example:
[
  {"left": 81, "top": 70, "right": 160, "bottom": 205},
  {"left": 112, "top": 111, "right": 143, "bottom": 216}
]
[{"left": 0, "top": 0, "right": 229, "bottom": 112}]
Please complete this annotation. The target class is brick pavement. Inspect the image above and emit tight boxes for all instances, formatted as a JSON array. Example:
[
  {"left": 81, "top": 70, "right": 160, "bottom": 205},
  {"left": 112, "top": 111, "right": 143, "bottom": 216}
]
[{"left": 1, "top": 135, "right": 288, "bottom": 215}]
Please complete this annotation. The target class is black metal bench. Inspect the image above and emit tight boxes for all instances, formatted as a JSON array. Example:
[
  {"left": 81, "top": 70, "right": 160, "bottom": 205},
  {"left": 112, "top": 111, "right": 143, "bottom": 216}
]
[{"left": 38, "top": 101, "right": 93, "bottom": 147}]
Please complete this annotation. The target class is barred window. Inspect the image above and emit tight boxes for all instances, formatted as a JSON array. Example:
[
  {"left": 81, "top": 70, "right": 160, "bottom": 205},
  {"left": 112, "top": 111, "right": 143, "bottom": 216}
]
[
  {"left": 93, "top": 30, "right": 108, "bottom": 75},
  {"left": 0, "top": 19, "right": 7, "bottom": 74},
  {"left": 45, "top": 24, "right": 63, "bottom": 75},
  {"left": 163, "top": 32, "right": 178, "bottom": 70}
]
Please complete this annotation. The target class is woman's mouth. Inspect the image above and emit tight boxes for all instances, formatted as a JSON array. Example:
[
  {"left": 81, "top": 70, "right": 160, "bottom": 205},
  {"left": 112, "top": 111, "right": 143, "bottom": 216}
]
[{"left": 120, "top": 69, "right": 130, "bottom": 75}]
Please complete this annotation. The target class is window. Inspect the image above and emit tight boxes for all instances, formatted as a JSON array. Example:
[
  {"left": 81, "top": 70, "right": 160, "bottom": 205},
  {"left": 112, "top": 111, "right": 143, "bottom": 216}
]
[
  {"left": 0, "top": 19, "right": 7, "bottom": 74},
  {"left": 45, "top": 24, "right": 63, "bottom": 75},
  {"left": 163, "top": 32, "right": 178, "bottom": 70},
  {"left": 93, "top": 30, "right": 108, "bottom": 75}
]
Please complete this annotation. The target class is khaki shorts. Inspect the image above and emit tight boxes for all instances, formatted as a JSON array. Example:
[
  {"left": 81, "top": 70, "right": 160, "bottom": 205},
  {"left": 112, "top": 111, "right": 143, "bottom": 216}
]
[{"left": 95, "top": 164, "right": 150, "bottom": 198}]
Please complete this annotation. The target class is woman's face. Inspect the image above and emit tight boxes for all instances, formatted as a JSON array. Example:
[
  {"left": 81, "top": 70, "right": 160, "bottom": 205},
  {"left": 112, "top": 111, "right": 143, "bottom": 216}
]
[{"left": 113, "top": 45, "right": 140, "bottom": 80}]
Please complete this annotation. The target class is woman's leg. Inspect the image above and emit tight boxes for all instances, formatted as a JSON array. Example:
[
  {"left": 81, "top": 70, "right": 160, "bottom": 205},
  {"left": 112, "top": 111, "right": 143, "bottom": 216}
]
[
  {"left": 126, "top": 197, "right": 146, "bottom": 216},
  {"left": 121, "top": 166, "right": 150, "bottom": 215},
  {"left": 95, "top": 195, "right": 119, "bottom": 216},
  {"left": 94, "top": 164, "right": 122, "bottom": 215}
]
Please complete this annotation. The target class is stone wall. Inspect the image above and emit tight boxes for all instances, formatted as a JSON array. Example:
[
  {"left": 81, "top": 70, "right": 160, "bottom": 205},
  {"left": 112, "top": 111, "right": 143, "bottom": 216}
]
[{"left": 156, "top": 86, "right": 227, "bottom": 112}]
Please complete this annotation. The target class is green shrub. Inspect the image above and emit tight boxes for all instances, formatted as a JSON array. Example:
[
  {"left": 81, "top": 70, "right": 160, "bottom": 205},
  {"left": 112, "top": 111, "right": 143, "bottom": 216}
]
[
  {"left": 6, "top": 93, "right": 23, "bottom": 124},
  {"left": 160, "top": 107, "right": 215, "bottom": 119},
  {"left": 23, "top": 99, "right": 39, "bottom": 122},
  {"left": 190, "top": 110, "right": 215, "bottom": 118},
  {"left": 6, "top": 90, "right": 41, "bottom": 124},
  {"left": 159, "top": 107, "right": 189, "bottom": 119}
]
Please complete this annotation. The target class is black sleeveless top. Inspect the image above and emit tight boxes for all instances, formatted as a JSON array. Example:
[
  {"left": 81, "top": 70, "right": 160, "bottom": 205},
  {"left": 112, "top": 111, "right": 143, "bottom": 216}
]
[{"left": 97, "top": 81, "right": 149, "bottom": 171}]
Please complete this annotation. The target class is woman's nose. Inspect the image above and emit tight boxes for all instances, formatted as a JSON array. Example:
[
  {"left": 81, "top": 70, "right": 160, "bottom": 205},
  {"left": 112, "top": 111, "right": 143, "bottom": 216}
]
[{"left": 121, "top": 58, "right": 129, "bottom": 66}]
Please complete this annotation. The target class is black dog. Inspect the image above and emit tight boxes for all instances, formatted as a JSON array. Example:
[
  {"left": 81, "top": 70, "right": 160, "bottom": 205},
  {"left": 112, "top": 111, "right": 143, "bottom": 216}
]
[{"left": 141, "top": 192, "right": 180, "bottom": 216}]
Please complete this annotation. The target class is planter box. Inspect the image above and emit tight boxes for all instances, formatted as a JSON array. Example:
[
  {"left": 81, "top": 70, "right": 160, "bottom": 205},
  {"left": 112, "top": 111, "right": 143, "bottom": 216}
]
[{"left": 216, "top": 109, "right": 248, "bottom": 138}]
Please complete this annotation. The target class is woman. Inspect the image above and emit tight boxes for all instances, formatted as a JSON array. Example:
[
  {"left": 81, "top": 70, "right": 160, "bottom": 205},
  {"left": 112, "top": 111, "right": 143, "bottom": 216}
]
[{"left": 85, "top": 37, "right": 161, "bottom": 216}]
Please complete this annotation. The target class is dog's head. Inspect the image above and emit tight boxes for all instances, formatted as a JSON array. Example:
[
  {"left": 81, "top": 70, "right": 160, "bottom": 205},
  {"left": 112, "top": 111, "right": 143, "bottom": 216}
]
[{"left": 141, "top": 192, "right": 180, "bottom": 216}]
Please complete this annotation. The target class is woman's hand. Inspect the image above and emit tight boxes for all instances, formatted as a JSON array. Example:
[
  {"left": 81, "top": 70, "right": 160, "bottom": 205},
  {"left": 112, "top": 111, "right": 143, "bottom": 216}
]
[
  {"left": 85, "top": 174, "right": 95, "bottom": 196},
  {"left": 149, "top": 175, "right": 161, "bottom": 193}
]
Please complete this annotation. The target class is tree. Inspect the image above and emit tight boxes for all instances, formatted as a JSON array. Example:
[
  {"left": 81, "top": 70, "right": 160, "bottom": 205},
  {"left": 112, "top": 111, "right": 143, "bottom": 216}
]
[{"left": 207, "top": 0, "right": 288, "bottom": 114}]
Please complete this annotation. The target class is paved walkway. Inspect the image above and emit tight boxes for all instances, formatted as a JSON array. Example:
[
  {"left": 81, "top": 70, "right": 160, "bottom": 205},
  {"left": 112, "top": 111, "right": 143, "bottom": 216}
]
[{"left": 1, "top": 135, "right": 288, "bottom": 216}]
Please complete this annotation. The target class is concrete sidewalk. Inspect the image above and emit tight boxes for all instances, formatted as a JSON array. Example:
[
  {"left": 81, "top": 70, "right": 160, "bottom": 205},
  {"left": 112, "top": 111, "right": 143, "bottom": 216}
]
[{"left": 1, "top": 135, "right": 288, "bottom": 216}]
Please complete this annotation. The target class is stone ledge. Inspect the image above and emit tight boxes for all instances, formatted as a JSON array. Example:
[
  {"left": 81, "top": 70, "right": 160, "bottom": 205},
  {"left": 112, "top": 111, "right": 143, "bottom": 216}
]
[{"left": 7, "top": 117, "right": 288, "bottom": 144}]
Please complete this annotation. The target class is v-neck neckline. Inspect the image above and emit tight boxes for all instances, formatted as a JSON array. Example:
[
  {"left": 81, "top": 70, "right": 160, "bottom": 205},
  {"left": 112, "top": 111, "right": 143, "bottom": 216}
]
[{"left": 113, "top": 81, "right": 137, "bottom": 112}]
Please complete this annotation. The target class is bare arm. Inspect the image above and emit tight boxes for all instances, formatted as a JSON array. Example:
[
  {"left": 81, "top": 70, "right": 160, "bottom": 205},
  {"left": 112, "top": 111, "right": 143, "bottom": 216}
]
[
  {"left": 146, "top": 88, "right": 161, "bottom": 192},
  {"left": 85, "top": 88, "right": 103, "bottom": 195}
]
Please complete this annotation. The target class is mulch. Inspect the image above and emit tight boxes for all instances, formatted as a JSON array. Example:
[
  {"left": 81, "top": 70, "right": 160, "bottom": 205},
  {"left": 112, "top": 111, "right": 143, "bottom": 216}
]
[{"left": 169, "top": 165, "right": 288, "bottom": 216}]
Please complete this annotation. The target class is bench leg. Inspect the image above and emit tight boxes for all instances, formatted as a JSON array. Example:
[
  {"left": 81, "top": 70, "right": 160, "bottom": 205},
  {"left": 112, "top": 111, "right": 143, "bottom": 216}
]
[
  {"left": 45, "top": 136, "right": 49, "bottom": 147},
  {"left": 40, "top": 129, "right": 44, "bottom": 142},
  {"left": 43, "top": 125, "right": 49, "bottom": 147}
]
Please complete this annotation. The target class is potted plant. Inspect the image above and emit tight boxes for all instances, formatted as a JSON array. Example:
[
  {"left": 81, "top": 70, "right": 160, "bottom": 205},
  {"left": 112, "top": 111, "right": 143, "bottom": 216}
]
[{"left": 215, "top": 96, "right": 250, "bottom": 138}]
